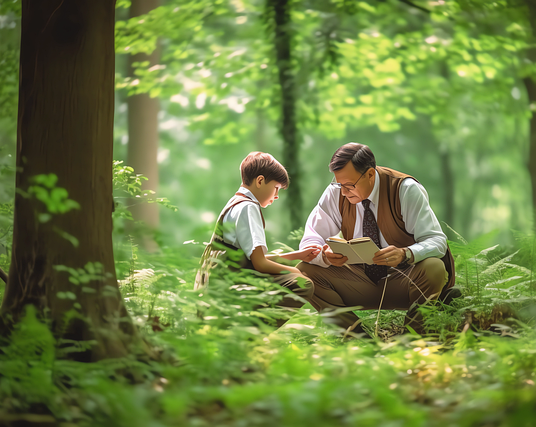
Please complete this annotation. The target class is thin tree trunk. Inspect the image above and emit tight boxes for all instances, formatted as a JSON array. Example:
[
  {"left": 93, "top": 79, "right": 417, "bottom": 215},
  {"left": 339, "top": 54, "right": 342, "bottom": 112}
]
[
  {"left": 525, "top": 0, "right": 536, "bottom": 230},
  {"left": 269, "top": 0, "right": 302, "bottom": 231},
  {"left": 127, "top": 0, "right": 160, "bottom": 252},
  {"left": 524, "top": 77, "right": 536, "bottom": 229},
  {"left": 2, "top": 0, "right": 139, "bottom": 361},
  {"left": 439, "top": 149, "right": 455, "bottom": 237},
  {"left": 436, "top": 62, "right": 456, "bottom": 238}
]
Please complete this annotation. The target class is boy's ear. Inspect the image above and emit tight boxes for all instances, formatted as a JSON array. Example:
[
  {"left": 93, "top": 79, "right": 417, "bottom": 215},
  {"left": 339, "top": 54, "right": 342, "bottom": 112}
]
[{"left": 256, "top": 175, "right": 265, "bottom": 188}]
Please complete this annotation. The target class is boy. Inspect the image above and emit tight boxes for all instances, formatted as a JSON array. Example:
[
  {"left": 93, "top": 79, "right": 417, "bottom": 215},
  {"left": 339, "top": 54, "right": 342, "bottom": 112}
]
[{"left": 195, "top": 152, "right": 319, "bottom": 318}]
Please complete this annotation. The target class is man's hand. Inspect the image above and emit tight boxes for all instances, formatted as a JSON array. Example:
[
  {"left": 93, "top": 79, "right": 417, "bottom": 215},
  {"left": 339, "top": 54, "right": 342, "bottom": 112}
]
[
  {"left": 372, "top": 245, "right": 406, "bottom": 267},
  {"left": 322, "top": 244, "right": 348, "bottom": 267}
]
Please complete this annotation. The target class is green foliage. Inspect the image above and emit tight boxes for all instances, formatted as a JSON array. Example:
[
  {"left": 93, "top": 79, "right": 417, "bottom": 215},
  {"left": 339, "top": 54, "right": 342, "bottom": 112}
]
[
  {"left": 54, "top": 262, "right": 112, "bottom": 286},
  {"left": 113, "top": 161, "right": 177, "bottom": 221},
  {"left": 27, "top": 174, "right": 80, "bottom": 218},
  {"left": 0, "top": 201, "right": 12, "bottom": 273},
  {"left": 2, "top": 228, "right": 536, "bottom": 425},
  {"left": 0, "top": 305, "right": 57, "bottom": 407},
  {"left": 0, "top": 5, "right": 19, "bottom": 120}
]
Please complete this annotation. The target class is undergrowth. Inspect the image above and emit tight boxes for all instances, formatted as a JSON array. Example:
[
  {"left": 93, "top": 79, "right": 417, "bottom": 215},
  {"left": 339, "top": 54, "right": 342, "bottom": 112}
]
[{"left": 0, "top": 231, "right": 535, "bottom": 426}]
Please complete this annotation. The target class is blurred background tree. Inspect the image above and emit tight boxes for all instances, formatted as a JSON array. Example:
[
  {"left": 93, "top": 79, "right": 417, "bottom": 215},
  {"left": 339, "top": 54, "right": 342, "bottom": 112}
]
[{"left": 125, "top": 0, "right": 161, "bottom": 252}]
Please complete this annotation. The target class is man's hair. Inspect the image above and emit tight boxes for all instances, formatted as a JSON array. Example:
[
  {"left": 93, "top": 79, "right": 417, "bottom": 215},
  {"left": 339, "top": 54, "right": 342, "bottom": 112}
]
[
  {"left": 329, "top": 143, "right": 376, "bottom": 174},
  {"left": 240, "top": 152, "right": 289, "bottom": 189}
]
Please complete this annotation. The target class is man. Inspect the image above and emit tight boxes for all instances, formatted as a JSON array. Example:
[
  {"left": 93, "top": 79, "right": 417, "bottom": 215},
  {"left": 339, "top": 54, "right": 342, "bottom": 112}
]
[{"left": 298, "top": 143, "right": 455, "bottom": 335}]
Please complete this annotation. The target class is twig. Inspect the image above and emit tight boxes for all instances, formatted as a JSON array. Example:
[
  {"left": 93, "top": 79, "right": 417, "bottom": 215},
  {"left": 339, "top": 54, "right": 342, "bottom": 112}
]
[
  {"left": 375, "top": 274, "right": 389, "bottom": 337},
  {"left": 397, "top": 0, "right": 432, "bottom": 14},
  {"left": 342, "top": 318, "right": 363, "bottom": 341}
]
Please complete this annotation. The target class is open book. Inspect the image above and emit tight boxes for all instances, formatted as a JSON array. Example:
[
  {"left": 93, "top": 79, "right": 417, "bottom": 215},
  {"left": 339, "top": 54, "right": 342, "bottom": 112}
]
[{"left": 326, "top": 237, "right": 380, "bottom": 265}]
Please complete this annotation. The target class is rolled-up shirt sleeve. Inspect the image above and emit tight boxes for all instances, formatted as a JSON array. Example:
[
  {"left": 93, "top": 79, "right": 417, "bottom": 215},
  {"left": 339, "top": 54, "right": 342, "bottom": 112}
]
[
  {"left": 299, "top": 186, "right": 342, "bottom": 267},
  {"left": 400, "top": 179, "right": 447, "bottom": 263}
]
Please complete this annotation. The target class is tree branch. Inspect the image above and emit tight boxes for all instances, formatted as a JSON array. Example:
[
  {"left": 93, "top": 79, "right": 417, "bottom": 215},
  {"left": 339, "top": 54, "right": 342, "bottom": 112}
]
[
  {"left": 0, "top": 267, "right": 7, "bottom": 285},
  {"left": 397, "top": 0, "right": 431, "bottom": 14}
]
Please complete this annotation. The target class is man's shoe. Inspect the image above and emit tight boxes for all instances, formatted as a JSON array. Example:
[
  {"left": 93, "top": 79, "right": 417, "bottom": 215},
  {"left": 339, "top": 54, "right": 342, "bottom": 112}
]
[{"left": 438, "top": 286, "right": 462, "bottom": 306}]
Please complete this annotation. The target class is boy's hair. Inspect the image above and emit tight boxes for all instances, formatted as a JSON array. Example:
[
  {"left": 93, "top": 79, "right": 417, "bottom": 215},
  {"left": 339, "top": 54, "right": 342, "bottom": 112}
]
[{"left": 240, "top": 152, "right": 289, "bottom": 189}]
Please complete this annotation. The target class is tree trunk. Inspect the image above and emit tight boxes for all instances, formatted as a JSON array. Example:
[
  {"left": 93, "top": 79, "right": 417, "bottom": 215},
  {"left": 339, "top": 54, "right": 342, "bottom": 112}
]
[
  {"left": 269, "top": 0, "right": 302, "bottom": 231},
  {"left": 439, "top": 149, "right": 455, "bottom": 238},
  {"left": 524, "top": 77, "right": 536, "bottom": 229},
  {"left": 127, "top": 0, "right": 161, "bottom": 252},
  {"left": 2, "top": 0, "right": 139, "bottom": 361},
  {"left": 436, "top": 62, "right": 456, "bottom": 238},
  {"left": 525, "top": 0, "right": 536, "bottom": 230}
]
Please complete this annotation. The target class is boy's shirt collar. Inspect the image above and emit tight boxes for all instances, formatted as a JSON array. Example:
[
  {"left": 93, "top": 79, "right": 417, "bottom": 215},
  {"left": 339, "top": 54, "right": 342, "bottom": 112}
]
[{"left": 238, "top": 186, "right": 261, "bottom": 205}]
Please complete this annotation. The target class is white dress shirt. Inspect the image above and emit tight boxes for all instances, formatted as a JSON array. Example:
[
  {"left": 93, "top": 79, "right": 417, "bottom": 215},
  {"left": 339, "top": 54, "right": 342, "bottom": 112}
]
[
  {"left": 222, "top": 187, "right": 268, "bottom": 259},
  {"left": 300, "top": 170, "right": 447, "bottom": 268}
]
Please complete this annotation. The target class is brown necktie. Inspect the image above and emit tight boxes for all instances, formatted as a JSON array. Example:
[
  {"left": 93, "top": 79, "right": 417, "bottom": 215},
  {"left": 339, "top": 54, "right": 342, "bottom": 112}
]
[{"left": 362, "top": 199, "right": 387, "bottom": 284}]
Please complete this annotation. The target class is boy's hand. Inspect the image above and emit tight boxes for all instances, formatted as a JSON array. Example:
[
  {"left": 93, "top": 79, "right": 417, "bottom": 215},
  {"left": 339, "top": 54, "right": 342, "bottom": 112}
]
[
  {"left": 322, "top": 244, "right": 348, "bottom": 267},
  {"left": 296, "top": 246, "right": 322, "bottom": 262}
]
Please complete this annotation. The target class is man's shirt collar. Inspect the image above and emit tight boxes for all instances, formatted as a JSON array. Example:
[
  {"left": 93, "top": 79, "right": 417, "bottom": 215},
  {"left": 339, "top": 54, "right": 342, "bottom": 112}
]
[{"left": 363, "top": 169, "right": 380, "bottom": 208}]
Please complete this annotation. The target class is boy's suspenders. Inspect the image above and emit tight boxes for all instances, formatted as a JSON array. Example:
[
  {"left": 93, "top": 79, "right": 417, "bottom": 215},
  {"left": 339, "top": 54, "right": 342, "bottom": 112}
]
[{"left": 194, "top": 193, "right": 264, "bottom": 290}]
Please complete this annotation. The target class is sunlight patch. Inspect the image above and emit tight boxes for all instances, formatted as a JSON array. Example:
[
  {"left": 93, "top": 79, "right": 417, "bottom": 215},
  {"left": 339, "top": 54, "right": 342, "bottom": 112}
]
[
  {"left": 201, "top": 212, "right": 216, "bottom": 223},
  {"left": 170, "top": 94, "right": 189, "bottom": 107},
  {"left": 195, "top": 158, "right": 211, "bottom": 170}
]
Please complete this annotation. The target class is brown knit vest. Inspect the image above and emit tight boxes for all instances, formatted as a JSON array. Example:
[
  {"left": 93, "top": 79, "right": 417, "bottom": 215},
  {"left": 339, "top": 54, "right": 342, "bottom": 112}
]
[{"left": 338, "top": 166, "right": 455, "bottom": 289}]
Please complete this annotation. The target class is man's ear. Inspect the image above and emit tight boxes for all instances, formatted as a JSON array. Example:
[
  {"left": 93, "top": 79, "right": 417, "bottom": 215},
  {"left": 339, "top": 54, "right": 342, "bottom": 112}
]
[{"left": 256, "top": 175, "right": 265, "bottom": 188}]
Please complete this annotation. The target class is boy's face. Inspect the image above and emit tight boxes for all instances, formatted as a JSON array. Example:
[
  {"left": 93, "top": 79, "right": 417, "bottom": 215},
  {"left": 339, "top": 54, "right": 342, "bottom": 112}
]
[{"left": 255, "top": 176, "right": 282, "bottom": 208}]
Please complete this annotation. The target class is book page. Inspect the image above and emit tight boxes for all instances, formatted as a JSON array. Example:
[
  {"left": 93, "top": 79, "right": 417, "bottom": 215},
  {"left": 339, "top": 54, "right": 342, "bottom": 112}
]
[
  {"left": 326, "top": 239, "right": 364, "bottom": 264},
  {"left": 327, "top": 237, "right": 380, "bottom": 265},
  {"left": 348, "top": 240, "right": 380, "bottom": 264}
]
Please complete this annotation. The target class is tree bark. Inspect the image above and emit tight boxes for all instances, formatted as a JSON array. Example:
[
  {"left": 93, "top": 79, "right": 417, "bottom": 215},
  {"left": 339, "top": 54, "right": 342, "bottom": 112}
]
[
  {"left": 2, "top": 0, "right": 139, "bottom": 361},
  {"left": 524, "top": 77, "right": 536, "bottom": 229},
  {"left": 269, "top": 0, "right": 303, "bottom": 231},
  {"left": 525, "top": 0, "right": 536, "bottom": 230},
  {"left": 439, "top": 149, "right": 455, "bottom": 237},
  {"left": 127, "top": 0, "right": 161, "bottom": 252},
  {"left": 436, "top": 62, "right": 456, "bottom": 238}
]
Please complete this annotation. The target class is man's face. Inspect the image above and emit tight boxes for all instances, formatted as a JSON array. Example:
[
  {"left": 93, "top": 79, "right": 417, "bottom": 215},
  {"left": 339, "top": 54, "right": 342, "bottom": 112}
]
[
  {"left": 333, "top": 162, "right": 375, "bottom": 204},
  {"left": 256, "top": 178, "right": 282, "bottom": 208}
]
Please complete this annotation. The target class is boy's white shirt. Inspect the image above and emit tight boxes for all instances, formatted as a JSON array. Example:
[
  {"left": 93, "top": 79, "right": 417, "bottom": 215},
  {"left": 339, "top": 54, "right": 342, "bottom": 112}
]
[{"left": 222, "top": 187, "right": 268, "bottom": 259}]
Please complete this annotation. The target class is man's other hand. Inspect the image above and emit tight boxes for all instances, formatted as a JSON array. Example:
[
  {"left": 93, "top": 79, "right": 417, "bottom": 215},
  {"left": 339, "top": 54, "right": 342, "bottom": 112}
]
[
  {"left": 322, "top": 244, "right": 348, "bottom": 267},
  {"left": 372, "top": 245, "right": 406, "bottom": 267}
]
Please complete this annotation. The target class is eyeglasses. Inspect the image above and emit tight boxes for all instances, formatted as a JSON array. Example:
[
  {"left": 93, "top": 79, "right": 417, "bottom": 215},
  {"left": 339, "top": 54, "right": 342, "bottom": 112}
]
[{"left": 330, "top": 171, "right": 367, "bottom": 191}]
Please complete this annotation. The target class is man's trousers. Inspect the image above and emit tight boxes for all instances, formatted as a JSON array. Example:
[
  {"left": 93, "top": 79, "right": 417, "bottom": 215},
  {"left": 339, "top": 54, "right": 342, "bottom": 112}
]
[{"left": 297, "top": 258, "right": 448, "bottom": 334}]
